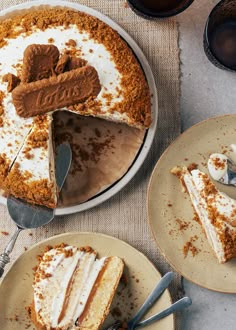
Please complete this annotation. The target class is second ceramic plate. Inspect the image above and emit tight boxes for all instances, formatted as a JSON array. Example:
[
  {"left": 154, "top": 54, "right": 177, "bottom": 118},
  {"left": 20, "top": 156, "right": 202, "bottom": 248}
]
[
  {"left": 0, "top": 232, "right": 173, "bottom": 329},
  {"left": 148, "top": 115, "right": 236, "bottom": 293}
]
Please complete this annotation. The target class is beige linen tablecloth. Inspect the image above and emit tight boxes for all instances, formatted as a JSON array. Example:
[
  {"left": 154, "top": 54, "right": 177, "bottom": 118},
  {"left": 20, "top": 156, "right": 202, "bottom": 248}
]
[{"left": 0, "top": 0, "right": 181, "bottom": 327}]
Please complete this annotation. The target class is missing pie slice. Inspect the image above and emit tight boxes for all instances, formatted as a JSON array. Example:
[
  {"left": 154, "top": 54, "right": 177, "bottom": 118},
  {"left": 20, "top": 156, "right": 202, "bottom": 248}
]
[
  {"left": 29, "top": 244, "right": 124, "bottom": 330},
  {"left": 172, "top": 166, "right": 236, "bottom": 263}
]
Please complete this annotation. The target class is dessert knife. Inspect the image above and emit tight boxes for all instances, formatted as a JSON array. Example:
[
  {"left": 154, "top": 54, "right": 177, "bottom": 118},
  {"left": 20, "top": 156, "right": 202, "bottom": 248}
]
[
  {"left": 208, "top": 154, "right": 236, "bottom": 186},
  {"left": 0, "top": 143, "right": 72, "bottom": 277}
]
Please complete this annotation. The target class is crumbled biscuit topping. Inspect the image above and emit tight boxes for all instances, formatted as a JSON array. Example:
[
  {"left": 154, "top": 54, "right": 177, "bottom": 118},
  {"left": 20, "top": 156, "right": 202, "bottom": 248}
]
[
  {"left": 211, "top": 156, "right": 227, "bottom": 170},
  {"left": 5, "top": 162, "right": 56, "bottom": 208},
  {"left": 0, "top": 90, "right": 5, "bottom": 122},
  {"left": 0, "top": 8, "right": 151, "bottom": 128}
]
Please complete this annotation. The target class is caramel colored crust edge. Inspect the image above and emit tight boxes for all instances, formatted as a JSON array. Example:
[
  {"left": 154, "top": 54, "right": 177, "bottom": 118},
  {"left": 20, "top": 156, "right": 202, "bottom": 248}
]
[
  {"left": 28, "top": 302, "right": 46, "bottom": 330},
  {"left": 77, "top": 256, "right": 124, "bottom": 330}
]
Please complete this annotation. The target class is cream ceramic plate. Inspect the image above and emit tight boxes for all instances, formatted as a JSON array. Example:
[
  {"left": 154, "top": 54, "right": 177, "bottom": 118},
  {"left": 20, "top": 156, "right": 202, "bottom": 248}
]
[
  {"left": 0, "top": 232, "right": 173, "bottom": 329},
  {"left": 148, "top": 115, "right": 236, "bottom": 293},
  {"left": 0, "top": 0, "right": 158, "bottom": 215}
]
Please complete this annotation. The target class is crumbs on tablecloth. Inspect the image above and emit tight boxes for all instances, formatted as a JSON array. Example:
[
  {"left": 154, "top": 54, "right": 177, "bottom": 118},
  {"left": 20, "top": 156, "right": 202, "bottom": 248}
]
[{"left": 1, "top": 231, "right": 9, "bottom": 235}]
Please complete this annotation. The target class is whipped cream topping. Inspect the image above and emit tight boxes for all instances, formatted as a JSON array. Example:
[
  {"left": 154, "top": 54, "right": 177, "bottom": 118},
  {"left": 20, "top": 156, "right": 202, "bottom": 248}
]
[
  {"left": 0, "top": 86, "right": 33, "bottom": 170},
  {"left": 182, "top": 168, "right": 236, "bottom": 263},
  {"left": 0, "top": 23, "right": 129, "bottom": 192},
  {"left": 56, "top": 251, "right": 97, "bottom": 328},
  {"left": 9, "top": 115, "right": 54, "bottom": 181},
  {"left": 33, "top": 246, "right": 107, "bottom": 329},
  {"left": 0, "top": 24, "right": 125, "bottom": 123},
  {"left": 208, "top": 153, "right": 228, "bottom": 181}
]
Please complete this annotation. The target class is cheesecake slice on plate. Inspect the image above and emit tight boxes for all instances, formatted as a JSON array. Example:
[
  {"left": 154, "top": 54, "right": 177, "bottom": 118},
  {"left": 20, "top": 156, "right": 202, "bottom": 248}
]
[
  {"left": 30, "top": 244, "right": 124, "bottom": 330},
  {"left": 172, "top": 166, "right": 236, "bottom": 263}
]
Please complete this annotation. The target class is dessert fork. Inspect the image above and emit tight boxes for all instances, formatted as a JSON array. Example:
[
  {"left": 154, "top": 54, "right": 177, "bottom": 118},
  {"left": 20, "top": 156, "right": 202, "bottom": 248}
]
[
  {"left": 0, "top": 143, "right": 72, "bottom": 277},
  {"left": 106, "top": 272, "right": 192, "bottom": 330}
]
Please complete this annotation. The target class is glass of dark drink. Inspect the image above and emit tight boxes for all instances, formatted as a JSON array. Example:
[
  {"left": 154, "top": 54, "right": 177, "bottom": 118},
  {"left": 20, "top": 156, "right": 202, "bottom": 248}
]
[
  {"left": 204, "top": 0, "right": 236, "bottom": 71},
  {"left": 127, "top": 0, "right": 194, "bottom": 18}
]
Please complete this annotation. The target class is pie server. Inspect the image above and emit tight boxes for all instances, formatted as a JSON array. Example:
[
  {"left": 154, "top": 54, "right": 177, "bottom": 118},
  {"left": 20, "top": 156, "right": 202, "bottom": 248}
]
[
  {"left": 216, "top": 157, "right": 236, "bottom": 186},
  {"left": 0, "top": 143, "right": 72, "bottom": 277}
]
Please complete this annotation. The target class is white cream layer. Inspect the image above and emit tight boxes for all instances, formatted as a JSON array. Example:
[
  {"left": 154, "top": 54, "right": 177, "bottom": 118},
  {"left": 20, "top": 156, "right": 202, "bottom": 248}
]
[
  {"left": 0, "top": 86, "right": 32, "bottom": 170},
  {"left": 8, "top": 114, "right": 57, "bottom": 192},
  {"left": 183, "top": 169, "right": 236, "bottom": 263},
  {"left": 0, "top": 24, "right": 127, "bottom": 123},
  {"left": 33, "top": 246, "right": 106, "bottom": 329},
  {"left": 230, "top": 144, "right": 236, "bottom": 153}
]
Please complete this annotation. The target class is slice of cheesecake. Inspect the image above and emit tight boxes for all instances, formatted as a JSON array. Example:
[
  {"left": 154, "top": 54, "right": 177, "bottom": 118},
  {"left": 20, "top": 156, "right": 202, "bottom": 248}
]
[
  {"left": 172, "top": 166, "right": 236, "bottom": 263},
  {"left": 5, "top": 114, "right": 57, "bottom": 208},
  {"left": 30, "top": 245, "right": 124, "bottom": 330},
  {"left": 0, "top": 93, "right": 33, "bottom": 191}
]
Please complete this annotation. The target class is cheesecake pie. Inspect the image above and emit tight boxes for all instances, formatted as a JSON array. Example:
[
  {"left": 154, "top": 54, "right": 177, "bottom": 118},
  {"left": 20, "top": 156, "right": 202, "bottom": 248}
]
[{"left": 0, "top": 8, "right": 151, "bottom": 208}]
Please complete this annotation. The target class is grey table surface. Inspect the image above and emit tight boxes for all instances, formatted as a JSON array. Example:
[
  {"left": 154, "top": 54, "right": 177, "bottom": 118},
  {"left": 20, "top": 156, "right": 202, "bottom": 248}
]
[{"left": 178, "top": 0, "right": 236, "bottom": 329}]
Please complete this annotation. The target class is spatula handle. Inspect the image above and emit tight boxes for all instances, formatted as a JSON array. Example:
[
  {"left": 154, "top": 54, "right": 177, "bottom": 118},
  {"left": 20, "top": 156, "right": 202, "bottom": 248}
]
[{"left": 0, "top": 227, "right": 22, "bottom": 277}]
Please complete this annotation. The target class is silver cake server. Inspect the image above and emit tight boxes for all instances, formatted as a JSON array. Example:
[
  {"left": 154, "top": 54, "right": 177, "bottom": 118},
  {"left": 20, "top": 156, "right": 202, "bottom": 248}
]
[
  {"left": 208, "top": 154, "right": 236, "bottom": 186},
  {"left": 0, "top": 143, "right": 72, "bottom": 277},
  {"left": 219, "top": 157, "right": 236, "bottom": 186}
]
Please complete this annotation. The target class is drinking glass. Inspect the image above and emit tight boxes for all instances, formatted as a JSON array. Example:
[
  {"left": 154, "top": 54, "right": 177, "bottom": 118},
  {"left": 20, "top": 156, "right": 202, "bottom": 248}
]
[
  {"left": 204, "top": 0, "right": 236, "bottom": 71},
  {"left": 127, "top": 0, "right": 194, "bottom": 19}
]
